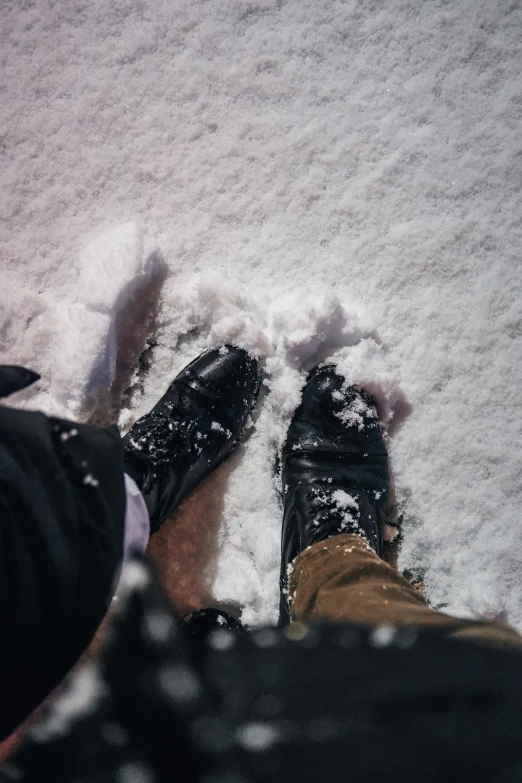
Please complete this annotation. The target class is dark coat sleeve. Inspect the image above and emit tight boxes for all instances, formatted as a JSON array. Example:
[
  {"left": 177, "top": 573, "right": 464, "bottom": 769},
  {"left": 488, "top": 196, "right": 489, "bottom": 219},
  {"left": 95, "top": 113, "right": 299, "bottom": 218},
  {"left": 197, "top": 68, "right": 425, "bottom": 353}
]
[{"left": 0, "top": 406, "right": 125, "bottom": 741}]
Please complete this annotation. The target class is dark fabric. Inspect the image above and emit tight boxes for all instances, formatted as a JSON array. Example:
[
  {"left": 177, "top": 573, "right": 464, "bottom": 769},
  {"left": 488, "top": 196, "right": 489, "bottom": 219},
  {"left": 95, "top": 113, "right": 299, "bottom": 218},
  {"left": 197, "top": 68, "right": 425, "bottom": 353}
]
[
  {"left": 6, "top": 557, "right": 522, "bottom": 783},
  {"left": 0, "top": 406, "right": 126, "bottom": 742},
  {"left": 0, "top": 367, "right": 40, "bottom": 400}
]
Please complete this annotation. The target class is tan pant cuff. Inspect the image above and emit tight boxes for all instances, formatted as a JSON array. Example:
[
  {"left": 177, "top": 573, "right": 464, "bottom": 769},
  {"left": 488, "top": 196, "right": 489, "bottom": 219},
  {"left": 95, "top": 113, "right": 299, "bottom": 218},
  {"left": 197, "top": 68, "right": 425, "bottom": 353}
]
[{"left": 287, "top": 533, "right": 522, "bottom": 650}]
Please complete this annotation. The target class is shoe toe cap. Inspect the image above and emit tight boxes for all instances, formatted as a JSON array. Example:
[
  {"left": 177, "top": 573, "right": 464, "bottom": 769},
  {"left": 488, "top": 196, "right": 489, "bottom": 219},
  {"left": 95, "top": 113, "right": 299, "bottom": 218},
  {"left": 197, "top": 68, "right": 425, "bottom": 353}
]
[
  {"left": 187, "top": 345, "right": 261, "bottom": 421},
  {"left": 286, "top": 366, "right": 386, "bottom": 455},
  {"left": 200, "top": 345, "right": 259, "bottom": 389}
]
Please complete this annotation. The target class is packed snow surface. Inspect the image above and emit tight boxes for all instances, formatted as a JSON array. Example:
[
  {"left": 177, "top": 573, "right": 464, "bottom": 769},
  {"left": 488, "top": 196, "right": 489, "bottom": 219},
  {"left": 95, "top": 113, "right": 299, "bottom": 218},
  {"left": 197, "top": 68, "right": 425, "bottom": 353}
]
[{"left": 1, "top": 0, "right": 521, "bottom": 627}]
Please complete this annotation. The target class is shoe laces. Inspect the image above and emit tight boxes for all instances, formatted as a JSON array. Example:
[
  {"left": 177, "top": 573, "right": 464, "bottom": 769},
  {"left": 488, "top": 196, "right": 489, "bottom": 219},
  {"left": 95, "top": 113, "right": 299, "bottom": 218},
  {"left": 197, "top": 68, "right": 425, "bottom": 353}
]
[
  {"left": 124, "top": 401, "right": 209, "bottom": 493},
  {"left": 305, "top": 486, "right": 371, "bottom": 547},
  {"left": 126, "top": 413, "right": 193, "bottom": 464}
]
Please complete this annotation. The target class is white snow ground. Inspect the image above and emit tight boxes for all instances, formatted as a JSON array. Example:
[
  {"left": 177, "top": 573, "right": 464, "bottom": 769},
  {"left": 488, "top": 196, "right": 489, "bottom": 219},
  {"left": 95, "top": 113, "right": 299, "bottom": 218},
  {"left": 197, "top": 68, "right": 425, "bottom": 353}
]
[{"left": 1, "top": 0, "right": 521, "bottom": 627}]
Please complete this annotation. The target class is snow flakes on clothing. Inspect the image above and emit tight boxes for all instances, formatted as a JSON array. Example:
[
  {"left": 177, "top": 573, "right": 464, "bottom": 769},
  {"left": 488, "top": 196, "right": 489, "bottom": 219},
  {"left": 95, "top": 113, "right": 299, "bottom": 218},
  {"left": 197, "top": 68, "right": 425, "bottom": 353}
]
[
  {"left": 331, "top": 490, "right": 358, "bottom": 511},
  {"left": 30, "top": 663, "right": 106, "bottom": 743},
  {"left": 334, "top": 393, "right": 377, "bottom": 431}
]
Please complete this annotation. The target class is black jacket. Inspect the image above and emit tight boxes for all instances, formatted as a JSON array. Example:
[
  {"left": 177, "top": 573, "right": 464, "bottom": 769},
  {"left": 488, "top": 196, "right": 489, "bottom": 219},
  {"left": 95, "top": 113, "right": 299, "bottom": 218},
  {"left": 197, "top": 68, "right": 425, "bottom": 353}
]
[{"left": 0, "top": 404, "right": 125, "bottom": 741}]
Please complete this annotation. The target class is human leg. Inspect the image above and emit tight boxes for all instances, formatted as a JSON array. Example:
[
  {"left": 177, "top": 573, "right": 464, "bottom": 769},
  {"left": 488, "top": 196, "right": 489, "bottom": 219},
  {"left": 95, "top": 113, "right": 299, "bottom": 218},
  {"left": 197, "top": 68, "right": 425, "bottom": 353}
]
[
  {"left": 280, "top": 365, "right": 522, "bottom": 650},
  {"left": 289, "top": 533, "right": 522, "bottom": 648}
]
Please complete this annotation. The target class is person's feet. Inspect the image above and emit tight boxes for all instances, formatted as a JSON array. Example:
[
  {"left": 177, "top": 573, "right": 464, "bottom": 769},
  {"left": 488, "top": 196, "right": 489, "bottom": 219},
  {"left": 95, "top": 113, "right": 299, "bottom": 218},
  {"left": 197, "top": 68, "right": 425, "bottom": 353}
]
[
  {"left": 123, "top": 345, "right": 261, "bottom": 533},
  {"left": 280, "top": 365, "right": 390, "bottom": 619}
]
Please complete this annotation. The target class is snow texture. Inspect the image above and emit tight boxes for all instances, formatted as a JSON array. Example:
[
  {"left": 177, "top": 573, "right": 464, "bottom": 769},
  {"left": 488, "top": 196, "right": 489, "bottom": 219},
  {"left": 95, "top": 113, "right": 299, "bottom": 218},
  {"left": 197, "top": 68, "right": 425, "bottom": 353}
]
[{"left": 1, "top": 0, "right": 521, "bottom": 627}]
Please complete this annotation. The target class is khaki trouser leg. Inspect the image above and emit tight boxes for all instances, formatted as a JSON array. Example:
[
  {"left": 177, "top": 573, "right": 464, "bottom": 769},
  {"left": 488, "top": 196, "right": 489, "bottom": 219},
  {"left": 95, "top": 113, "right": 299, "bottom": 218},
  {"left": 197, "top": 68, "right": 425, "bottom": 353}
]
[{"left": 289, "top": 534, "right": 522, "bottom": 650}]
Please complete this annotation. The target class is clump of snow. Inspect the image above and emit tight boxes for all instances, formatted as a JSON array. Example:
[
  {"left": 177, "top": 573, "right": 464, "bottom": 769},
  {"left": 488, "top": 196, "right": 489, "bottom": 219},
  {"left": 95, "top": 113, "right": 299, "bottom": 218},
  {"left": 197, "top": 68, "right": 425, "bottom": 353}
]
[
  {"left": 335, "top": 393, "right": 376, "bottom": 431},
  {"left": 331, "top": 490, "right": 358, "bottom": 510},
  {"left": 164, "top": 271, "right": 272, "bottom": 359},
  {"left": 269, "top": 291, "right": 371, "bottom": 370},
  {"left": 48, "top": 223, "right": 160, "bottom": 418},
  {"left": 306, "top": 487, "right": 372, "bottom": 545},
  {"left": 330, "top": 341, "right": 401, "bottom": 429},
  {"left": 117, "top": 271, "right": 272, "bottom": 429}
]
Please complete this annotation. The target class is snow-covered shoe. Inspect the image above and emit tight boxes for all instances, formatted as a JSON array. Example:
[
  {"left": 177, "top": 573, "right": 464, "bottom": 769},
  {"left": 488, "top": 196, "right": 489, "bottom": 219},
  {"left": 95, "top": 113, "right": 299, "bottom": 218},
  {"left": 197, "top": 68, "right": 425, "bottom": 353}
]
[
  {"left": 280, "top": 366, "right": 389, "bottom": 620},
  {"left": 123, "top": 346, "right": 261, "bottom": 533}
]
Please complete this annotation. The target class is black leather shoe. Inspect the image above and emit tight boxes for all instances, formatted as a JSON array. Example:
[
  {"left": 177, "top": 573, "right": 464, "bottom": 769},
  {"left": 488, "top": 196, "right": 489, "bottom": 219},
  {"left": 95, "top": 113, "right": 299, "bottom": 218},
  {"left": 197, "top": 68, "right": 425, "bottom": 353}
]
[
  {"left": 123, "top": 346, "right": 261, "bottom": 533},
  {"left": 280, "top": 366, "right": 389, "bottom": 622}
]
